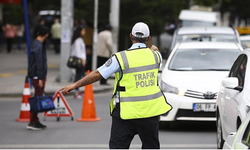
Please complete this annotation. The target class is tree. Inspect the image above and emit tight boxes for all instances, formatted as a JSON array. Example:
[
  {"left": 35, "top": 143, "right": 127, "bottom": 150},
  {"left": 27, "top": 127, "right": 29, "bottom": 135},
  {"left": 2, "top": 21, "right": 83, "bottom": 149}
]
[{"left": 119, "top": 0, "right": 189, "bottom": 49}]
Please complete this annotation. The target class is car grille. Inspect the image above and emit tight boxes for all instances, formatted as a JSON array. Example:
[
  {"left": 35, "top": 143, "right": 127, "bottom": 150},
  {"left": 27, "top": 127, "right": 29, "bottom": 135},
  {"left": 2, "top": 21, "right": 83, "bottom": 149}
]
[
  {"left": 185, "top": 90, "right": 217, "bottom": 99},
  {"left": 176, "top": 109, "right": 216, "bottom": 118}
]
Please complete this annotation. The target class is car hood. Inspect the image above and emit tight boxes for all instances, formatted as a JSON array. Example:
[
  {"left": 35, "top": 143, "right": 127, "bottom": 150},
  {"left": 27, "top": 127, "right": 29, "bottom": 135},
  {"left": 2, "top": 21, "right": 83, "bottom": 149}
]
[{"left": 161, "top": 70, "right": 229, "bottom": 93}]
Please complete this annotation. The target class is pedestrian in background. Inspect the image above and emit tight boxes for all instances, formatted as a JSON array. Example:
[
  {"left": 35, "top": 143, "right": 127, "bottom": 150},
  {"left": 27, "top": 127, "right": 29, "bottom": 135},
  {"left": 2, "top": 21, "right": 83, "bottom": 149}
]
[
  {"left": 27, "top": 25, "right": 49, "bottom": 130},
  {"left": 70, "top": 26, "right": 87, "bottom": 99},
  {"left": 83, "top": 22, "right": 93, "bottom": 72},
  {"left": 97, "top": 24, "right": 113, "bottom": 85},
  {"left": 16, "top": 22, "right": 25, "bottom": 52},
  {"left": 59, "top": 22, "right": 172, "bottom": 149},
  {"left": 51, "top": 18, "right": 61, "bottom": 54},
  {"left": 0, "top": 21, "right": 3, "bottom": 52},
  {"left": 3, "top": 22, "right": 16, "bottom": 53}
]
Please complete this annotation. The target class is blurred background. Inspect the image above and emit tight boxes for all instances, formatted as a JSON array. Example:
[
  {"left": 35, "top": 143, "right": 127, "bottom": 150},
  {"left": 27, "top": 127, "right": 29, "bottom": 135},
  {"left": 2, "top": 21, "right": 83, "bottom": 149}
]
[{"left": 1, "top": 0, "right": 250, "bottom": 52}]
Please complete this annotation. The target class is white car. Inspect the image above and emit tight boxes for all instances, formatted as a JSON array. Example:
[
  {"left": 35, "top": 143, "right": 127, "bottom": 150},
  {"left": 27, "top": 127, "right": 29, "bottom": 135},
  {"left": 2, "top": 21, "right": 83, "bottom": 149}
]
[
  {"left": 223, "top": 113, "right": 250, "bottom": 149},
  {"left": 160, "top": 42, "right": 242, "bottom": 127},
  {"left": 170, "top": 26, "right": 241, "bottom": 50},
  {"left": 216, "top": 49, "right": 250, "bottom": 149}
]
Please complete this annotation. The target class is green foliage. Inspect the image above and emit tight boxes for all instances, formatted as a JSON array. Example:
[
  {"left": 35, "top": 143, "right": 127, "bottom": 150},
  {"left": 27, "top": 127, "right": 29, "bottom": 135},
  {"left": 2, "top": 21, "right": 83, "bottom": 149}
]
[
  {"left": 74, "top": 0, "right": 94, "bottom": 24},
  {"left": 3, "top": 4, "right": 24, "bottom": 24},
  {"left": 120, "top": 0, "right": 188, "bottom": 35},
  {"left": 193, "top": 0, "right": 219, "bottom": 7},
  {"left": 74, "top": 0, "right": 110, "bottom": 28}
]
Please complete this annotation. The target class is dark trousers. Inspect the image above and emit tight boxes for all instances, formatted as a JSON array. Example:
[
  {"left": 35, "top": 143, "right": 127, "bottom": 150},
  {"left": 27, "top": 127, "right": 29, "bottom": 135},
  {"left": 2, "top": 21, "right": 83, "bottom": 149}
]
[
  {"left": 109, "top": 115, "right": 160, "bottom": 149},
  {"left": 6, "top": 38, "right": 13, "bottom": 53},
  {"left": 53, "top": 39, "right": 60, "bottom": 54},
  {"left": 17, "top": 36, "right": 23, "bottom": 50},
  {"left": 97, "top": 56, "right": 108, "bottom": 84},
  {"left": 30, "top": 78, "right": 46, "bottom": 123},
  {"left": 74, "top": 66, "right": 85, "bottom": 91}
]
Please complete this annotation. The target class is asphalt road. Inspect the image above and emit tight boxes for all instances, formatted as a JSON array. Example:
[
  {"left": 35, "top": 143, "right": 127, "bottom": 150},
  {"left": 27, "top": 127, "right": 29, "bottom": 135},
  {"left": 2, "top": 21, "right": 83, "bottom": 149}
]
[{"left": 0, "top": 90, "right": 217, "bottom": 149}]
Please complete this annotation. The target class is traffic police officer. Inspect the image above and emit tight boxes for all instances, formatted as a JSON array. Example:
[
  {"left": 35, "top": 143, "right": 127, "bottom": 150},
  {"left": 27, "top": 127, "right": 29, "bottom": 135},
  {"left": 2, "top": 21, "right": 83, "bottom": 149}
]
[{"left": 59, "top": 22, "right": 172, "bottom": 149}]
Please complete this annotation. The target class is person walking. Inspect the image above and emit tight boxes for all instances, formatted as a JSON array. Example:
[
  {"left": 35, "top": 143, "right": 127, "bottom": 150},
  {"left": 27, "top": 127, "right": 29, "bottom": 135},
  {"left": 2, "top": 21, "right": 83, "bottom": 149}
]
[
  {"left": 51, "top": 18, "right": 61, "bottom": 54},
  {"left": 0, "top": 21, "right": 3, "bottom": 52},
  {"left": 16, "top": 22, "right": 25, "bottom": 52},
  {"left": 70, "top": 26, "right": 87, "bottom": 99},
  {"left": 27, "top": 25, "right": 49, "bottom": 130},
  {"left": 33, "top": 18, "right": 45, "bottom": 39},
  {"left": 97, "top": 24, "right": 113, "bottom": 85},
  {"left": 3, "top": 22, "right": 16, "bottom": 53},
  {"left": 59, "top": 22, "right": 172, "bottom": 149}
]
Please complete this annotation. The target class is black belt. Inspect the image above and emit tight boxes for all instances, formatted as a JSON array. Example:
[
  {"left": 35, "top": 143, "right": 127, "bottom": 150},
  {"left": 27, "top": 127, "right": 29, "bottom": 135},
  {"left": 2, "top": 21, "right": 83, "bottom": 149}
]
[{"left": 117, "top": 86, "right": 125, "bottom": 91}]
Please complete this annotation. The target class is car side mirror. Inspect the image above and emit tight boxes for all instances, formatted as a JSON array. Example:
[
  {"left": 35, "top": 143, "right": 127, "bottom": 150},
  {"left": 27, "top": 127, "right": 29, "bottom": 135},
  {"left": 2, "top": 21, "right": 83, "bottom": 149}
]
[
  {"left": 234, "top": 85, "right": 243, "bottom": 92},
  {"left": 222, "top": 77, "right": 239, "bottom": 90}
]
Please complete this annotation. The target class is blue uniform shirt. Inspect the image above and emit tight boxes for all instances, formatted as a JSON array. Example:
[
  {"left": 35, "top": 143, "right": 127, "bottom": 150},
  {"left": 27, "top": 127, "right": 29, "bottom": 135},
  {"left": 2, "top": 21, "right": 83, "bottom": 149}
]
[{"left": 97, "top": 43, "right": 162, "bottom": 105}]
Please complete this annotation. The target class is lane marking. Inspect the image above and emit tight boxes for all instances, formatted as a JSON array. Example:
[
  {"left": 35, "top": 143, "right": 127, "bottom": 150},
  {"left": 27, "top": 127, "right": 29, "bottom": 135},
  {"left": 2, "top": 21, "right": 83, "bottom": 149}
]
[
  {"left": 18, "top": 70, "right": 27, "bottom": 73},
  {"left": 48, "top": 64, "right": 58, "bottom": 68},
  {"left": 0, "top": 64, "right": 58, "bottom": 78},
  {"left": 0, "top": 73, "right": 14, "bottom": 78}
]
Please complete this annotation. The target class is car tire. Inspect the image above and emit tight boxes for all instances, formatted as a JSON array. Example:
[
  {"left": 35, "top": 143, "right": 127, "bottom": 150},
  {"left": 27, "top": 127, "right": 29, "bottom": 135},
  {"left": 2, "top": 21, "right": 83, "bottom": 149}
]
[{"left": 217, "top": 113, "right": 225, "bottom": 149}]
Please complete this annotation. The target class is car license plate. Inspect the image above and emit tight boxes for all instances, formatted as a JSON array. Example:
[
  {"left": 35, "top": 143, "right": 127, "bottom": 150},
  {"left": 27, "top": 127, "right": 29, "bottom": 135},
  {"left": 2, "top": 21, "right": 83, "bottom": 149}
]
[{"left": 193, "top": 103, "right": 216, "bottom": 112}]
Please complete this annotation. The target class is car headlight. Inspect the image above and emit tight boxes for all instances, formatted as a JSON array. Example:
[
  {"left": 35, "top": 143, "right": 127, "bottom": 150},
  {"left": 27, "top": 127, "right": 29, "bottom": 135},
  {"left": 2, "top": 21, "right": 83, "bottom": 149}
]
[{"left": 160, "top": 81, "right": 187, "bottom": 96}]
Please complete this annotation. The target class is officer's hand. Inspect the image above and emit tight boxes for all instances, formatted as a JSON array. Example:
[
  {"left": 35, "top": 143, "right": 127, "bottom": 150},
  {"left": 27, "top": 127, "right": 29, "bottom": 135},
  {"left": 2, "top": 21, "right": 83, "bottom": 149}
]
[
  {"left": 82, "top": 59, "right": 86, "bottom": 67},
  {"left": 150, "top": 45, "right": 159, "bottom": 51},
  {"left": 58, "top": 84, "right": 76, "bottom": 95},
  {"left": 38, "top": 80, "right": 43, "bottom": 87}
]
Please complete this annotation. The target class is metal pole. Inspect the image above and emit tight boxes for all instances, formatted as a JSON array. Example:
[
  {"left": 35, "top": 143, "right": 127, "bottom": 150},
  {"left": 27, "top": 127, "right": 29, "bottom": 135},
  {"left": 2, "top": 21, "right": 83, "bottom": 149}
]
[
  {"left": 110, "top": 0, "right": 120, "bottom": 53},
  {"left": 23, "top": 0, "right": 30, "bottom": 55},
  {"left": 0, "top": 4, "right": 2, "bottom": 21},
  {"left": 92, "top": 0, "right": 99, "bottom": 71},
  {"left": 23, "top": 0, "right": 32, "bottom": 87},
  {"left": 60, "top": 0, "right": 73, "bottom": 82}
]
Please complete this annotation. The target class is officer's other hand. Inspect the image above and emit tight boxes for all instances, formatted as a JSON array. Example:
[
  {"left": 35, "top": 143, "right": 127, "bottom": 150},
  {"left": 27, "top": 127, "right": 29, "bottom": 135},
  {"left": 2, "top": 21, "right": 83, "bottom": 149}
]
[
  {"left": 38, "top": 80, "right": 43, "bottom": 87},
  {"left": 150, "top": 45, "right": 159, "bottom": 51},
  {"left": 59, "top": 84, "right": 76, "bottom": 95}
]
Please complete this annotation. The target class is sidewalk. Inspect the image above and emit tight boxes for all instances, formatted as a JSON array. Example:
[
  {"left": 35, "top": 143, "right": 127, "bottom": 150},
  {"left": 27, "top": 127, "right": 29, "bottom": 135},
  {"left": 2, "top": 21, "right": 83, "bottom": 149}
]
[{"left": 0, "top": 48, "right": 114, "bottom": 97}]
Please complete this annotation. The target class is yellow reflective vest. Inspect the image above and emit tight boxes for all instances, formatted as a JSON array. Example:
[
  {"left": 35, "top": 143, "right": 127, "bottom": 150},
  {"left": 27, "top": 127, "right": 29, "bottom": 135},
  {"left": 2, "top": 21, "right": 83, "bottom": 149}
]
[{"left": 111, "top": 48, "right": 172, "bottom": 119}]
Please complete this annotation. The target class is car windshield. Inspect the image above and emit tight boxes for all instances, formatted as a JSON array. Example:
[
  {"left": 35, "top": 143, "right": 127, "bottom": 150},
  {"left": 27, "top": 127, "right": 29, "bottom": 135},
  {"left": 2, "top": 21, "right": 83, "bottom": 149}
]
[
  {"left": 176, "top": 34, "right": 237, "bottom": 43},
  {"left": 181, "top": 20, "right": 215, "bottom": 27},
  {"left": 169, "top": 49, "right": 240, "bottom": 71}
]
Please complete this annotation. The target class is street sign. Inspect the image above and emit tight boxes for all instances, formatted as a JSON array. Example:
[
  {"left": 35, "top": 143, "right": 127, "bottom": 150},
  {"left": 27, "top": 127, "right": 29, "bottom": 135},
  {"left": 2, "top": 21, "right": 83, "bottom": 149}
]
[{"left": 44, "top": 91, "right": 74, "bottom": 121}]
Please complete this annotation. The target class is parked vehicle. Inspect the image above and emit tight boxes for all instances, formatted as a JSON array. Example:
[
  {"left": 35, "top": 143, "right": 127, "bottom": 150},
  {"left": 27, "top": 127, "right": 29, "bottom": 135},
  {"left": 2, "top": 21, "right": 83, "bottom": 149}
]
[
  {"left": 216, "top": 48, "right": 250, "bottom": 149},
  {"left": 170, "top": 26, "right": 241, "bottom": 50},
  {"left": 240, "top": 35, "right": 250, "bottom": 48},
  {"left": 223, "top": 113, "right": 250, "bottom": 149},
  {"left": 160, "top": 42, "right": 242, "bottom": 128},
  {"left": 178, "top": 10, "right": 218, "bottom": 27}
]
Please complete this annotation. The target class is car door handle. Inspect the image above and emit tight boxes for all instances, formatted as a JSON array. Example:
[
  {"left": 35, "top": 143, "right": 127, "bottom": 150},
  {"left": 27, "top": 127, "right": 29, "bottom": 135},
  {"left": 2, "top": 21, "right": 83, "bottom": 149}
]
[{"left": 225, "top": 95, "right": 230, "bottom": 100}]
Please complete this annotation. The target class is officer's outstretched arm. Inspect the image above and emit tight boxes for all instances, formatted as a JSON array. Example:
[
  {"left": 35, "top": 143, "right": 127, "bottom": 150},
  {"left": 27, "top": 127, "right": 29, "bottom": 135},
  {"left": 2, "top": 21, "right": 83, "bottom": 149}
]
[{"left": 59, "top": 70, "right": 103, "bottom": 95}]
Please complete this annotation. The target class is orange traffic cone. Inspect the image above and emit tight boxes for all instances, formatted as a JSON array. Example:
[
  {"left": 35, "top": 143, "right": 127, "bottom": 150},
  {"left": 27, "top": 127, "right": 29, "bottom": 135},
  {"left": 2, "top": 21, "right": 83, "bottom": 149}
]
[
  {"left": 15, "top": 76, "right": 30, "bottom": 122},
  {"left": 77, "top": 70, "right": 101, "bottom": 122}
]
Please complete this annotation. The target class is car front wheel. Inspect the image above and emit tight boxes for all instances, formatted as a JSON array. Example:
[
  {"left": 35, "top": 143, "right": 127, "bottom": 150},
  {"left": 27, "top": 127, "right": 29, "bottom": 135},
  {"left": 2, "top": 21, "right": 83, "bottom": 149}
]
[{"left": 217, "top": 113, "right": 225, "bottom": 149}]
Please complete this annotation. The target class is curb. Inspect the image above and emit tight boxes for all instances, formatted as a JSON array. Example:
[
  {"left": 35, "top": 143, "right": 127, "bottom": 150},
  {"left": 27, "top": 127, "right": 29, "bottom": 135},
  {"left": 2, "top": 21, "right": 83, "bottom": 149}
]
[{"left": 0, "top": 86, "right": 113, "bottom": 97}]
